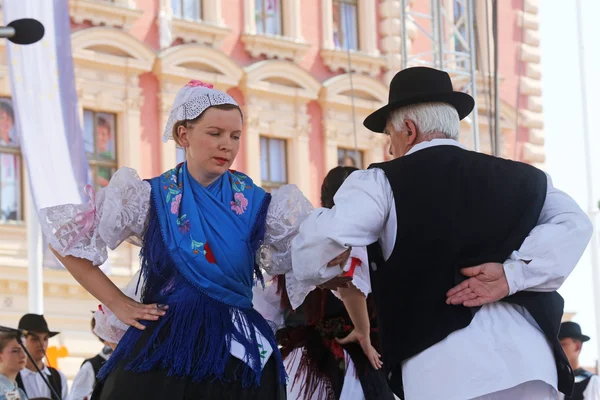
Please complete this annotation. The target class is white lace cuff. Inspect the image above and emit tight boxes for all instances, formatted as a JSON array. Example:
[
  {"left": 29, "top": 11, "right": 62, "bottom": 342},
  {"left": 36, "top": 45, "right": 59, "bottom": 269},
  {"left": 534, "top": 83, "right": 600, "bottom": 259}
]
[
  {"left": 39, "top": 167, "right": 151, "bottom": 266},
  {"left": 257, "top": 184, "right": 314, "bottom": 276}
]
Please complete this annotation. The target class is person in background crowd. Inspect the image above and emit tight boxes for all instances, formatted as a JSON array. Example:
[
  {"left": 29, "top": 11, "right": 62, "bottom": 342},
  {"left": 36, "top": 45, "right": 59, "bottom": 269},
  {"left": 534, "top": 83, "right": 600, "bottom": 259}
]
[
  {"left": 67, "top": 317, "right": 116, "bottom": 400},
  {"left": 16, "top": 315, "right": 68, "bottom": 400},
  {"left": 559, "top": 322, "right": 600, "bottom": 400},
  {"left": 254, "top": 166, "right": 393, "bottom": 400},
  {"left": 0, "top": 332, "right": 28, "bottom": 400}
]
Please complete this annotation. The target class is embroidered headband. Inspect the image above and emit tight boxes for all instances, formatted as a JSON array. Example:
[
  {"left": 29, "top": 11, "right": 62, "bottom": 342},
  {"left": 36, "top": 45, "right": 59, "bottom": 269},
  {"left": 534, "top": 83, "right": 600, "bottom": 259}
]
[{"left": 162, "top": 80, "right": 241, "bottom": 143}]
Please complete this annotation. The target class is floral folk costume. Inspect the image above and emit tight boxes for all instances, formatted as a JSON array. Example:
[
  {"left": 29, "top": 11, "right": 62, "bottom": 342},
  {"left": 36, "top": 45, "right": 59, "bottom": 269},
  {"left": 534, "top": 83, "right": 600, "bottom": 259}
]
[{"left": 40, "top": 81, "right": 294, "bottom": 399}]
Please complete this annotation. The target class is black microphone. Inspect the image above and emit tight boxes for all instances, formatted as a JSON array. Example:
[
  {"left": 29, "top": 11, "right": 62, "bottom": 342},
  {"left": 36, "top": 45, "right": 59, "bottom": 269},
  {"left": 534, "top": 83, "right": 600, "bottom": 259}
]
[
  {"left": 0, "top": 325, "right": 28, "bottom": 335},
  {"left": 0, "top": 18, "right": 45, "bottom": 45}
]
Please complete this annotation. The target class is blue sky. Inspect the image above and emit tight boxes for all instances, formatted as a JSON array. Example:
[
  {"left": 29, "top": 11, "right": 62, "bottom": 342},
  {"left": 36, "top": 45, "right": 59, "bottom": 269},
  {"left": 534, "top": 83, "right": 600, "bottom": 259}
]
[{"left": 540, "top": 0, "right": 600, "bottom": 367}]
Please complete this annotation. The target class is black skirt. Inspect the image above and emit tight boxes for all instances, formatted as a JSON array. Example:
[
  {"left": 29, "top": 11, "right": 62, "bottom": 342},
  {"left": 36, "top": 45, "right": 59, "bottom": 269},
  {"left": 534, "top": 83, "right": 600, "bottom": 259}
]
[{"left": 92, "top": 356, "right": 286, "bottom": 400}]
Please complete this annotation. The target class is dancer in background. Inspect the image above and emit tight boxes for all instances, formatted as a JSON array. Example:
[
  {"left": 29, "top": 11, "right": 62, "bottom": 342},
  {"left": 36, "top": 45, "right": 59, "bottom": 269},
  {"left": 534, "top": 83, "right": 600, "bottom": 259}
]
[
  {"left": 254, "top": 166, "right": 394, "bottom": 400},
  {"left": 292, "top": 67, "right": 593, "bottom": 399},
  {"left": 41, "top": 81, "right": 315, "bottom": 399}
]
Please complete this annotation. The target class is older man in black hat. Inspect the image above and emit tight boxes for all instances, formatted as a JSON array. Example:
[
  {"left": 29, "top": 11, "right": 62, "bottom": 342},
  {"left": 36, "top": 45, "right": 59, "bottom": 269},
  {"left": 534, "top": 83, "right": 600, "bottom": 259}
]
[
  {"left": 558, "top": 322, "right": 600, "bottom": 400},
  {"left": 291, "top": 67, "right": 593, "bottom": 399},
  {"left": 16, "top": 314, "right": 68, "bottom": 400}
]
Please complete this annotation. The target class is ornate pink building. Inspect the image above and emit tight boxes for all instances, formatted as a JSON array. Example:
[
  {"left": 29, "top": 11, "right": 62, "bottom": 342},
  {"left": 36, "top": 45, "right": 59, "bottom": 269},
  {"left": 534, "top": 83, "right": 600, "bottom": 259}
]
[{"left": 0, "top": 0, "right": 544, "bottom": 383}]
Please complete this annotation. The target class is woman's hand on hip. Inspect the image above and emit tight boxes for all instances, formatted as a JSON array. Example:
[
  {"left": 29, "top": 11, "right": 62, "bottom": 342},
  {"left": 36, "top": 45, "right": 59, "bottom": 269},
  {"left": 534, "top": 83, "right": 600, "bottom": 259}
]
[{"left": 110, "top": 296, "right": 168, "bottom": 330}]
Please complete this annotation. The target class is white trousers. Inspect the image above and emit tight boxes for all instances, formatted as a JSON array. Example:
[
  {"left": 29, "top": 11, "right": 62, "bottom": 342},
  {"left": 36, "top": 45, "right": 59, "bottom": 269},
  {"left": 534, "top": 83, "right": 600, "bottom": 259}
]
[{"left": 470, "top": 380, "right": 557, "bottom": 400}]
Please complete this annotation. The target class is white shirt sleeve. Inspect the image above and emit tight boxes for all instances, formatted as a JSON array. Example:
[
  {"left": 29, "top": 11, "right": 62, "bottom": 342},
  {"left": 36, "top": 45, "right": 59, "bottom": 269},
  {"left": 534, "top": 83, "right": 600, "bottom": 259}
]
[
  {"left": 503, "top": 174, "right": 593, "bottom": 295},
  {"left": 66, "top": 361, "right": 95, "bottom": 400},
  {"left": 39, "top": 167, "right": 151, "bottom": 266},
  {"left": 291, "top": 169, "right": 392, "bottom": 285},
  {"left": 256, "top": 184, "right": 315, "bottom": 277},
  {"left": 584, "top": 374, "right": 600, "bottom": 400}
]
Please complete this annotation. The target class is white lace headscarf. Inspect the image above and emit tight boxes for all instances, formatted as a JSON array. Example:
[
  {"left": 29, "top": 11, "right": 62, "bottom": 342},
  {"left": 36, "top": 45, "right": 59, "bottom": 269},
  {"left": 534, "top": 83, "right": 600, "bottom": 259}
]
[{"left": 162, "top": 80, "right": 242, "bottom": 143}]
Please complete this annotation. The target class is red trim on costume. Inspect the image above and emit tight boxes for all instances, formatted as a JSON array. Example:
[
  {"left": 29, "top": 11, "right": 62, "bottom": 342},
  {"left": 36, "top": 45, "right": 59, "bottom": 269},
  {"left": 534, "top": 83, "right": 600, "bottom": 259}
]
[{"left": 342, "top": 257, "right": 361, "bottom": 278}]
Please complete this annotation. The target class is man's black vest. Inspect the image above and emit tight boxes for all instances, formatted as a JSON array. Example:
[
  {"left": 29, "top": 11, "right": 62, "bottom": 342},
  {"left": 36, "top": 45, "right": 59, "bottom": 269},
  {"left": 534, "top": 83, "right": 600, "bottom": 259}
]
[
  {"left": 16, "top": 366, "right": 62, "bottom": 400},
  {"left": 568, "top": 368, "right": 595, "bottom": 400},
  {"left": 366, "top": 145, "right": 573, "bottom": 398},
  {"left": 82, "top": 354, "right": 107, "bottom": 384}
]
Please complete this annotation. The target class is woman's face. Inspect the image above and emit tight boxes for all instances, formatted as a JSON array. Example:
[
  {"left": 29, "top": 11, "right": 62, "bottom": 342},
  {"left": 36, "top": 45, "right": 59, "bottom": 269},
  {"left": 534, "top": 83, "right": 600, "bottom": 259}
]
[
  {"left": 0, "top": 339, "right": 26, "bottom": 374},
  {"left": 177, "top": 107, "right": 242, "bottom": 186}
]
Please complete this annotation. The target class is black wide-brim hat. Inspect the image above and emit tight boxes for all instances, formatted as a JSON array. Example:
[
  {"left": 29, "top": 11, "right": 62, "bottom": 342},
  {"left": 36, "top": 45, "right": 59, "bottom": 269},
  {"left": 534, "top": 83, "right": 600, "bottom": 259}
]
[
  {"left": 364, "top": 66, "right": 475, "bottom": 133},
  {"left": 559, "top": 321, "right": 590, "bottom": 342},
  {"left": 18, "top": 313, "right": 60, "bottom": 338}
]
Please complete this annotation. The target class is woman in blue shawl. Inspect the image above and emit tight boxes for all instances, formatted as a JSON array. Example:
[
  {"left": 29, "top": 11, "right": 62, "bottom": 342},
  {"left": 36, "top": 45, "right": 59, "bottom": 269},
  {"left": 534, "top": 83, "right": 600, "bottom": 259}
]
[{"left": 40, "top": 81, "right": 306, "bottom": 399}]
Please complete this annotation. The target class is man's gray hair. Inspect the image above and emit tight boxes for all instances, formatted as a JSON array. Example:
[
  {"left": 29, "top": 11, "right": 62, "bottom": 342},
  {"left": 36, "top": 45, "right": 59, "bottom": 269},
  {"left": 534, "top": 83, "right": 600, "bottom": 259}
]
[{"left": 389, "top": 102, "right": 461, "bottom": 139}]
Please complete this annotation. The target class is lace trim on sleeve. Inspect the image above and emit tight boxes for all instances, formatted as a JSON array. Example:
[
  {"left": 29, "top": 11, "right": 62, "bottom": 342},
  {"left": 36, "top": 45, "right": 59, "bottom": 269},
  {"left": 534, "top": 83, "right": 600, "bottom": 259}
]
[
  {"left": 285, "top": 270, "right": 316, "bottom": 310},
  {"left": 256, "top": 184, "right": 314, "bottom": 276},
  {"left": 39, "top": 168, "right": 151, "bottom": 266}
]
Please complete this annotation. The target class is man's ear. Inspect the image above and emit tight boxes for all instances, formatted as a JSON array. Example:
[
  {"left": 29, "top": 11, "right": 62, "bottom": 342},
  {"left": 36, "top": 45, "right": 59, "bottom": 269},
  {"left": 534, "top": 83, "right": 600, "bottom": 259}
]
[{"left": 405, "top": 119, "right": 417, "bottom": 145}]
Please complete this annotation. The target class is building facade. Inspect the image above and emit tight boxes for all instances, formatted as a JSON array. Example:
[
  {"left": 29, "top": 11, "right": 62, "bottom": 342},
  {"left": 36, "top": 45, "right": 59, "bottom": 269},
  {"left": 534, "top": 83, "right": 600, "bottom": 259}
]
[{"left": 0, "top": 0, "right": 544, "bottom": 384}]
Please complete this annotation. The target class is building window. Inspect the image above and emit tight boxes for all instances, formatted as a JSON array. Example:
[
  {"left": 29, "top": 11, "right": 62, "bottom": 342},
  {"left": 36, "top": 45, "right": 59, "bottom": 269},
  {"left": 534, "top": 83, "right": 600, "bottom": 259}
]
[
  {"left": 0, "top": 98, "right": 23, "bottom": 223},
  {"left": 83, "top": 110, "right": 118, "bottom": 191},
  {"left": 172, "top": 0, "right": 202, "bottom": 20},
  {"left": 255, "top": 0, "right": 282, "bottom": 36},
  {"left": 260, "top": 136, "right": 287, "bottom": 190},
  {"left": 332, "top": 0, "right": 358, "bottom": 51},
  {"left": 338, "top": 148, "right": 363, "bottom": 168}
]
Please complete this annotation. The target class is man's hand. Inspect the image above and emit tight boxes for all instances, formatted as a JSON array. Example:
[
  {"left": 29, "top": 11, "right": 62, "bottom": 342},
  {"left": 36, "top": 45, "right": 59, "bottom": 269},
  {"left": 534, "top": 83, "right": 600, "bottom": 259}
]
[
  {"left": 446, "top": 262, "right": 510, "bottom": 307},
  {"left": 327, "top": 248, "right": 351, "bottom": 268}
]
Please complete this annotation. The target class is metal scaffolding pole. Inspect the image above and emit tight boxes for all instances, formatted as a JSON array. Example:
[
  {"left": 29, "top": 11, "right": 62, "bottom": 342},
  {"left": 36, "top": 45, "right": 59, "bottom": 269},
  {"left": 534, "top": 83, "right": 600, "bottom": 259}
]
[
  {"left": 575, "top": 0, "right": 600, "bottom": 367},
  {"left": 400, "top": 0, "right": 480, "bottom": 152}
]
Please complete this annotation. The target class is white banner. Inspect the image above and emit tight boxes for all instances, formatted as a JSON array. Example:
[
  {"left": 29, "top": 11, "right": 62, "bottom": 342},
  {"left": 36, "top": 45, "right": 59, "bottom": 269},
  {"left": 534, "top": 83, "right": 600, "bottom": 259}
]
[
  {"left": 3, "top": 1, "right": 108, "bottom": 273},
  {"left": 4, "top": 0, "right": 83, "bottom": 211}
]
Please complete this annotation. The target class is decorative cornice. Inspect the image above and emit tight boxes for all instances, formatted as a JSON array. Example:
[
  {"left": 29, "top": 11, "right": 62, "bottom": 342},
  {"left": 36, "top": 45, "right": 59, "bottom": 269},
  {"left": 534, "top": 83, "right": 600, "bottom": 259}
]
[
  {"left": 320, "top": 49, "right": 387, "bottom": 78},
  {"left": 243, "top": 60, "right": 321, "bottom": 101},
  {"left": 154, "top": 44, "right": 243, "bottom": 91},
  {"left": 241, "top": 33, "right": 310, "bottom": 63},
  {"left": 170, "top": 18, "right": 231, "bottom": 48},
  {"left": 320, "top": 73, "right": 387, "bottom": 112},
  {"left": 71, "top": 27, "right": 156, "bottom": 74},
  {"left": 69, "top": 0, "right": 143, "bottom": 31}
]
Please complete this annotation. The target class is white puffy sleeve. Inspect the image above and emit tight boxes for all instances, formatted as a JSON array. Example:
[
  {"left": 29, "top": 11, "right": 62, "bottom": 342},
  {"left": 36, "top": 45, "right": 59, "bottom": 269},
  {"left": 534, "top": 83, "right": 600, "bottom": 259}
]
[
  {"left": 256, "top": 184, "right": 321, "bottom": 310},
  {"left": 256, "top": 184, "right": 315, "bottom": 276},
  {"left": 39, "top": 167, "right": 151, "bottom": 267}
]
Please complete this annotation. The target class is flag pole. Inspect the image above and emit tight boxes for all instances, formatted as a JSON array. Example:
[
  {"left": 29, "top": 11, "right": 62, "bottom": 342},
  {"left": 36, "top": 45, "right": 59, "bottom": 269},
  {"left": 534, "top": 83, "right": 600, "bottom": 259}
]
[
  {"left": 575, "top": 0, "right": 600, "bottom": 365},
  {"left": 26, "top": 185, "right": 43, "bottom": 314}
]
